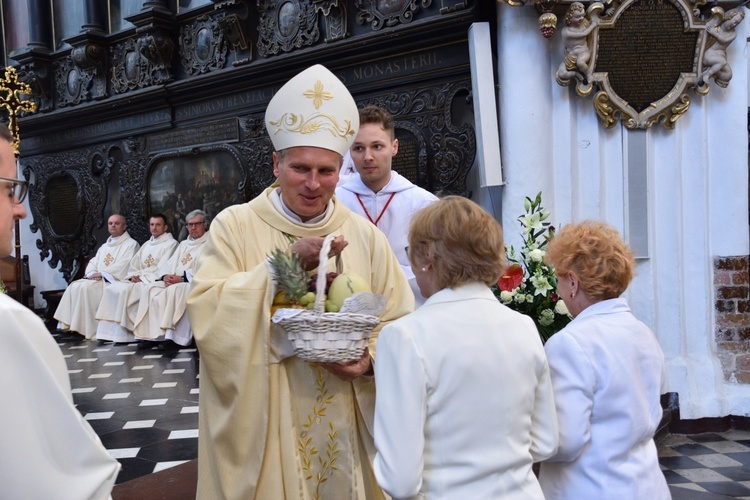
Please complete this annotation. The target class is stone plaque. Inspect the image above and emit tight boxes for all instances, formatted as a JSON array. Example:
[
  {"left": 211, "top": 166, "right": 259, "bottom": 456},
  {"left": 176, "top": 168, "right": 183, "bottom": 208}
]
[
  {"left": 554, "top": 0, "right": 745, "bottom": 129},
  {"left": 596, "top": 0, "right": 698, "bottom": 113},
  {"left": 148, "top": 119, "right": 239, "bottom": 152}
]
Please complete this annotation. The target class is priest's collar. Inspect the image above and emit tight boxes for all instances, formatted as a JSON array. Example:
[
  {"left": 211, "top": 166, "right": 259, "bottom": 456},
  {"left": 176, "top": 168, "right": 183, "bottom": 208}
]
[{"left": 271, "top": 188, "right": 334, "bottom": 227}]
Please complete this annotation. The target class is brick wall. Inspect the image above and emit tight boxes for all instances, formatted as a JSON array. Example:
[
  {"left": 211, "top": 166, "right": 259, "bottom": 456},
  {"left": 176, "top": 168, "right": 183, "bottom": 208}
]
[{"left": 715, "top": 256, "right": 750, "bottom": 383}]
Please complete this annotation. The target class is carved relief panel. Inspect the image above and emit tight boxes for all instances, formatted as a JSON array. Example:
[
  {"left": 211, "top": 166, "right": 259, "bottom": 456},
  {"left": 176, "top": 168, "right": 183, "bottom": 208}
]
[
  {"left": 257, "top": 0, "right": 321, "bottom": 56},
  {"left": 361, "top": 79, "right": 475, "bottom": 196},
  {"left": 112, "top": 33, "right": 174, "bottom": 94},
  {"left": 16, "top": 62, "right": 53, "bottom": 113},
  {"left": 236, "top": 115, "right": 277, "bottom": 198},
  {"left": 355, "top": 0, "right": 433, "bottom": 30},
  {"left": 54, "top": 44, "right": 108, "bottom": 107},
  {"left": 22, "top": 146, "right": 118, "bottom": 282},
  {"left": 180, "top": 14, "right": 228, "bottom": 75}
]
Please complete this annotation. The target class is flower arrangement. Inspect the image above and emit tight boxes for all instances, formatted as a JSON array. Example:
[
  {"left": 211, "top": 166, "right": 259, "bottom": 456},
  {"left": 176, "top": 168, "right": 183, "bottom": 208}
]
[
  {"left": 0, "top": 279, "right": 5, "bottom": 294},
  {"left": 493, "top": 192, "right": 571, "bottom": 343}
]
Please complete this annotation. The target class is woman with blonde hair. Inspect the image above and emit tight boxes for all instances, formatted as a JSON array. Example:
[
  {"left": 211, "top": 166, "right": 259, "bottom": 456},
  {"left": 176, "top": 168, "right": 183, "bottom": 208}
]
[
  {"left": 373, "top": 196, "right": 558, "bottom": 499},
  {"left": 539, "top": 221, "right": 669, "bottom": 499}
]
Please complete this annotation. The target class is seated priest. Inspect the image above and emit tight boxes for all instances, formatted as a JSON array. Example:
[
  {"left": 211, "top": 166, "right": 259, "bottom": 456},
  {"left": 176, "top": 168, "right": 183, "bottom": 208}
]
[
  {"left": 54, "top": 214, "right": 139, "bottom": 340},
  {"left": 132, "top": 209, "right": 209, "bottom": 350},
  {"left": 94, "top": 214, "right": 178, "bottom": 344}
]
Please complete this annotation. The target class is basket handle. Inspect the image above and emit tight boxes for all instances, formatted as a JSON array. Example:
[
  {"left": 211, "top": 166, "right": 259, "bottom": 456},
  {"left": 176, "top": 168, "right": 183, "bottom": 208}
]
[{"left": 313, "top": 234, "right": 342, "bottom": 314}]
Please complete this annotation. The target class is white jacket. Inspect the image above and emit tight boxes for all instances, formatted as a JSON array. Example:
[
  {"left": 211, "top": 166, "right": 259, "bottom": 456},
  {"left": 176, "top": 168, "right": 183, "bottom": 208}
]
[
  {"left": 374, "top": 282, "right": 558, "bottom": 499},
  {"left": 539, "top": 297, "right": 670, "bottom": 500}
]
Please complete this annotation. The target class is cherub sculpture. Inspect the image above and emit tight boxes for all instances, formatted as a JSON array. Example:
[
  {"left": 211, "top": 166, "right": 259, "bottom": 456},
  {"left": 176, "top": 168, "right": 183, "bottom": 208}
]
[
  {"left": 556, "top": 2, "right": 602, "bottom": 95},
  {"left": 698, "top": 7, "right": 745, "bottom": 92}
]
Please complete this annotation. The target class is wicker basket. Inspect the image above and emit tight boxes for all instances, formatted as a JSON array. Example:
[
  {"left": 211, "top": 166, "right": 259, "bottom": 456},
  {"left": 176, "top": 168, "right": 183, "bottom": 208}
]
[{"left": 271, "top": 234, "right": 381, "bottom": 363}]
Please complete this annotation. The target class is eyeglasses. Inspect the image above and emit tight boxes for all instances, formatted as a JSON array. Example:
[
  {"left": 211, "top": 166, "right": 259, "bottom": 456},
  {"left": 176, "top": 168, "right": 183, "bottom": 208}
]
[{"left": 0, "top": 176, "right": 28, "bottom": 204}]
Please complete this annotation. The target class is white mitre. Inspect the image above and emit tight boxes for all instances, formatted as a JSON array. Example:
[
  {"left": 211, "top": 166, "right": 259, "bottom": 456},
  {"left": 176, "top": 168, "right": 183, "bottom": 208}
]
[{"left": 265, "top": 64, "right": 359, "bottom": 156}]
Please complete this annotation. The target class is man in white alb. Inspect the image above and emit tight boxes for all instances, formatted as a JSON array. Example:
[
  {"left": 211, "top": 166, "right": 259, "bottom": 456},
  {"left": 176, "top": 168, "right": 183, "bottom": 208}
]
[
  {"left": 132, "top": 209, "right": 208, "bottom": 349},
  {"left": 54, "top": 214, "right": 140, "bottom": 339},
  {"left": 95, "top": 214, "right": 178, "bottom": 343},
  {"left": 336, "top": 105, "right": 438, "bottom": 306},
  {"left": 0, "top": 122, "right": 120, "bottom": 500}
]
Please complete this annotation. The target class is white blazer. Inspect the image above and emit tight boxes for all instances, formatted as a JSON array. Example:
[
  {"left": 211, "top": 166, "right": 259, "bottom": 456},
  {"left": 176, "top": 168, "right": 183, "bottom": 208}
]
[
  {"left": 539, "top": 298, "right": 670, "bottom": 499},
  {"left": 373, "top": 282, "right": 558, "bottom": 499}
]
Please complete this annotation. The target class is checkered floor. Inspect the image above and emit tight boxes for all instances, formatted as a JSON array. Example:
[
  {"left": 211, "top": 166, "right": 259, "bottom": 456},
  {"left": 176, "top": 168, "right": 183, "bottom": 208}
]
[
  {"left": 55, "top": 332, "right": 199, "bottom": 484},
  {"left": 53, "top": 330, "right": 750, "bottom": 494},
  {"left": 660, "top": 431, "right": 750, "bottom": 499}
]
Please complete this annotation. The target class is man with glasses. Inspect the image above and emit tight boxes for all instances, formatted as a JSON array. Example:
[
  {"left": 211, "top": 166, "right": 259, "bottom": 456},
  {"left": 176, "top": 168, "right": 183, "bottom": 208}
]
[
  {"left": 132, "top": 209, "right": 209, "bottom": 350},
  {"left": 0, "top": 169, "right": 26, "bottom": 258},
  {"left": 0, "top": 123, "right": 120, "bottom": 497}
]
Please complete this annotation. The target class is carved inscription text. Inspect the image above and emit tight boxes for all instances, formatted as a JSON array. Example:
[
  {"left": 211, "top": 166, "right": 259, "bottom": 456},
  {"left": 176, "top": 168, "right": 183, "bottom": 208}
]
[{"left": 596, "top": 0, "right": 698, "bottom": 113}]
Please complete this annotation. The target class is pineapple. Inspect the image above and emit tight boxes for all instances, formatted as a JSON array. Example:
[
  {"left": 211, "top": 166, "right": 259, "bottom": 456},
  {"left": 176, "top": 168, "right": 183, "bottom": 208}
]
[{"left": 268, "top": 247, "right": 310, "bottom": 306}]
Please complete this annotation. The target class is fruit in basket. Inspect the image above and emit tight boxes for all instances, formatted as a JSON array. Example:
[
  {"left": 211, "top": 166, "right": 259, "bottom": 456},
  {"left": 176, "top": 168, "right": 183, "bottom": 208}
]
[
  {"left": 309, "top": 272, "right": 339, "bottom": 294},
  {"left": 271, "top": 291, "right": 296, "bottom": 314},
  {"left": 268, "top": 247, "right": 310, "bottom": 310},
  {"left": 327, "top": 273, "right": 371, "bottom": 311},
  {"left": 299, "top": 292, "right": 316, "bottom": 306}
]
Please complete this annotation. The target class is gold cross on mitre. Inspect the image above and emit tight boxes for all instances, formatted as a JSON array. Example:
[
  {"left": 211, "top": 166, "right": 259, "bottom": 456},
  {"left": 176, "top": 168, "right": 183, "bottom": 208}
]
[
  {"left": 0, "top": 66, "right": 37, "bottom": 156},
  {"left": 104, "top": 253, "right": 114, "bottom": 266},
  {"left": 145, "top": 254, "right": 155, "bottom": 267},
  {"left": 181, "top": 253, "right": 193, "bottom": 265}
]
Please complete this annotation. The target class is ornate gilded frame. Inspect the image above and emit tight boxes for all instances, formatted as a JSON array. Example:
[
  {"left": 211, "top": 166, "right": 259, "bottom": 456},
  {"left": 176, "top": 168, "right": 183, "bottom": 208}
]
[{"left": 501, "top": 0, "right": 746, "bottom": 129}]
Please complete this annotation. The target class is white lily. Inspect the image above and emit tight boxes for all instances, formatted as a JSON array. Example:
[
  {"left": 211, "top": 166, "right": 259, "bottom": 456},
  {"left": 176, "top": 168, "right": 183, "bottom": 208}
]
[
  {"left": 530, "top": 273, "right": 553, "bottom": 296},
  {"left": 519, "top": 212, "right": 543, "bottom": 234}
]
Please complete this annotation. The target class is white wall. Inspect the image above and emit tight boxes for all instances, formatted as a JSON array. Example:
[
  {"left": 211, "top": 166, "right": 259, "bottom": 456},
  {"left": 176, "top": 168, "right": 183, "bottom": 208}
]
[{"left": 496, "top": 5, "right": 750, "bottom": 419}]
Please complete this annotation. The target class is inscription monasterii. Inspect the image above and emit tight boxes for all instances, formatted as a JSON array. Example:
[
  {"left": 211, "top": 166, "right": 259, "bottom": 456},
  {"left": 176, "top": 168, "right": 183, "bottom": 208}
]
[{"left": 553, "top": 0, "right": 744, "bottom": 129}]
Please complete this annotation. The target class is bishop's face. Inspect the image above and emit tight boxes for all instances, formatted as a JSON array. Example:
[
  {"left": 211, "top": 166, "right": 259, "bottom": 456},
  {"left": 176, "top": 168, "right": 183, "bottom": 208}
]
[{"left": 273, "top": 146, "right": 341, "bottom": 222}]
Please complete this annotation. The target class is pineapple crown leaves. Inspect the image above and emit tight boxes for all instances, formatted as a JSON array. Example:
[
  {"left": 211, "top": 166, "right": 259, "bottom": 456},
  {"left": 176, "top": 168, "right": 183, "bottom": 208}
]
[{"left": 267, "top": 246, "right": 310, "bottom": 302}]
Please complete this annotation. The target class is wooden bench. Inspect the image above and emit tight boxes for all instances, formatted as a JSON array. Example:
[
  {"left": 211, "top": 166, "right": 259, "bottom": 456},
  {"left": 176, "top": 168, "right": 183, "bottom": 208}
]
[{"left": 0, "top": 255, "right": 35, "bottom": 309}]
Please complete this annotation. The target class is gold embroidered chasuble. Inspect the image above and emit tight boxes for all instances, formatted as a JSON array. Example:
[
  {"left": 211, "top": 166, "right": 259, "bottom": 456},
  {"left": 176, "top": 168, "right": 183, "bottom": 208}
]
[
  {"left": 187, "top": 188, "right": 414, "bottom": 499},
  {"left": 53, "top": 231, "right": 140, "bottom": 339},
  {"left": 131, "top": 233, "right": 209, "bottom": 339},
  {"left": 95, "top": 233, "right": 179, "bottom": 332}
]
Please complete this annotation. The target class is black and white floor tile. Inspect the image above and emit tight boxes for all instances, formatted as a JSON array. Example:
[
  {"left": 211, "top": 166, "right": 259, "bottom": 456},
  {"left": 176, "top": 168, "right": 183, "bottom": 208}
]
[
  {"left": 53, "top": 330, "right": 750, "bottom": 495},
  {"left": 659, "top": 431, "right": 750, "bottom": 499},
  {"left": 55, "top": 332, "right": 200, "bottom": 484}
]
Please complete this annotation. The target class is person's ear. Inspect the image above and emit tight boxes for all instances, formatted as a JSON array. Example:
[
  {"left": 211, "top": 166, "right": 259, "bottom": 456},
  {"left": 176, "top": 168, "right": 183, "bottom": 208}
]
[
  {"left": 569, "top": 272, "right": 580, "bottom": 296},
  {"left": 272, "top": 152, "right": 281, "bottom": 178}
]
